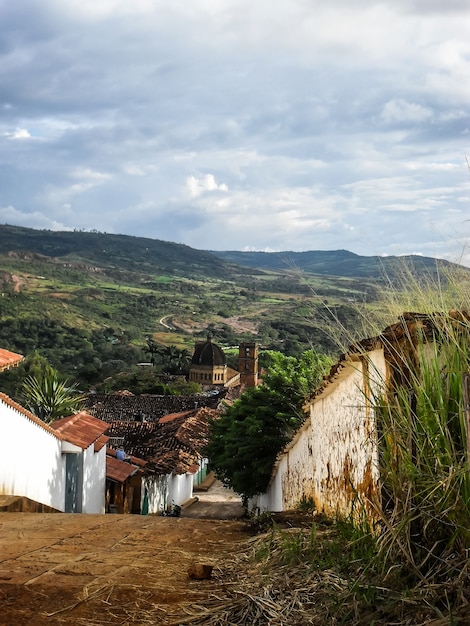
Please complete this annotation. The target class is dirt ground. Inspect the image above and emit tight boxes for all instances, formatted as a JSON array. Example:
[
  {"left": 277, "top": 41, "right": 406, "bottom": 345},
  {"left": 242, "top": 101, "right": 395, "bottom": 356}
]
[{"left": 0, "top": 485, "right": 248, "bottom": 625}]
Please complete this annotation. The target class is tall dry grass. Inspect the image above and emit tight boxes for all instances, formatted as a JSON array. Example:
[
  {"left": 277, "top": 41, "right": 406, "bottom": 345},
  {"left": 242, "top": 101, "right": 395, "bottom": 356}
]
[{"left": 315, "top": 258, "right": 470, "bottom": 595}]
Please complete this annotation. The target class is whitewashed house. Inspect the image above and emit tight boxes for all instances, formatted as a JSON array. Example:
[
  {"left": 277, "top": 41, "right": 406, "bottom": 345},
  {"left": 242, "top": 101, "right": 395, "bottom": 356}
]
[
  {"left": 0, "top": 393, "right": 109, "bottom": 513},
  {"left": 50, "top": 411, "right": 109, "bottom": 513},
  {"left": 144, "top": 469, "right": 196, "bottom": 514},
  {"left": 103, "top": 407, "right": 216, "bottom": 514}
]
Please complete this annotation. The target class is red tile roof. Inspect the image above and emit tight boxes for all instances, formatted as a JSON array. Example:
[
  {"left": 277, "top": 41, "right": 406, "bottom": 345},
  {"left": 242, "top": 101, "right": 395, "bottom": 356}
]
[
  {"left": 106, "top": 407, "right": 218, "bottom": 475},
  {"left": 106, "top": 455, "right": 140, "bottom": 482},
  {"left": 159, "top": 410, "right": 193, "bottom": 424},
  {"left": 0, "top": 348, "right": 24, "bottom": 371},
  {"left": 94, "top": 433, "right": 109, "bottom": 452},
  {"left": 50, "top": 411, "right": 109, "bottom": 449},
  {"left": 107, "top": 446, "right": 147, "bottom": 468}
]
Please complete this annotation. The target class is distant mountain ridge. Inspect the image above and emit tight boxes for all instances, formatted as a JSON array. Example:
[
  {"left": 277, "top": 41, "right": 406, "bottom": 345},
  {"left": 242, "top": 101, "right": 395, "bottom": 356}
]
[
  {"left": 0, "top": 223, "right": 456, "bottom": 280},
  {"left": 209, "top": 249, "right": 455, "bottom": 279},
  {"left": 0, "top": 224, "right": 237, "bottom": 280}
]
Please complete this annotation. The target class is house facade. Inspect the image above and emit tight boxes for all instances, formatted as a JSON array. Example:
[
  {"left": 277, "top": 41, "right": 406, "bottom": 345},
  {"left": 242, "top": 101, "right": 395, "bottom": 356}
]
[
  {"left": 103, "top": 407, "right": 217, "bottom": 514},
  {"left": 0, "top": 393, "right": 108, "bottom": 514},
  {"left": 50, "top": 412, "right": 109, "bottom": 513},
  {"left": 106, "top": 448, "right": 146, "bottom": 513}
]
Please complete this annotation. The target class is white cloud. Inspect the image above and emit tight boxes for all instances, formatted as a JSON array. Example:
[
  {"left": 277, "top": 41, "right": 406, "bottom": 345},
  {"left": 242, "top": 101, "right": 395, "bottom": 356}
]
[
  {"left": 380, "top": 99, "right": 433, "bottom": 125},
  {"left": 0, "top": 205, "right": 71, "bottom": 231},
  {"left": 0, "top": 0, "right": 469, "bottom": 263},
  {"left": 5, "top": 128, "right": 31, "bottom": 140},
  {"left": 186, "top": 174, "right": 228, "bottom": 198},
  {"left": 70, "top": 168, "right": 112, "bottom": 182}
]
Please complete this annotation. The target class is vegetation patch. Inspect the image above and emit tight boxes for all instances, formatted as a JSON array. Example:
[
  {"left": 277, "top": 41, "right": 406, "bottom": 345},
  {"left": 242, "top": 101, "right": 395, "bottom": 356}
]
[{"left": 174, "top": 516, "right": 469, "bottom": 625}]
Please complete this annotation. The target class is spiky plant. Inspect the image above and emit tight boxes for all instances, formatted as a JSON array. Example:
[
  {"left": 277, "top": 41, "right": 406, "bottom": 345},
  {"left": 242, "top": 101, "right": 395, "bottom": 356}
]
[{"left": 22, "top": 364, "right": 85, "bottom": 423}]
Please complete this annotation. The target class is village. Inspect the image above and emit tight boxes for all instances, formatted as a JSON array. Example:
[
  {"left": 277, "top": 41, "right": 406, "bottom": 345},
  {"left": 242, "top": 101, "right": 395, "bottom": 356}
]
[{"left": 1, "top": 311, "right": 470, "bottom": 624}]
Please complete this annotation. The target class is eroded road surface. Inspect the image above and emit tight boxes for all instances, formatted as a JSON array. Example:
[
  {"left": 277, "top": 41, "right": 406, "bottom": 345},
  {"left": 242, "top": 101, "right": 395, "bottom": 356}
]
[{"left": 0, "top": 482, "right": 247, "bottom": 625}]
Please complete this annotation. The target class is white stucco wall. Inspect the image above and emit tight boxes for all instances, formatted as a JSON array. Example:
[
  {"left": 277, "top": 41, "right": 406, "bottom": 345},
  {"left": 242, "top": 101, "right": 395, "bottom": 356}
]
[
  {"left": 0, "top": 398, "right": 66, "bottom": 511},
  {"left": 251, "top": 348, "right": 386, "bottom": 519},
  {"left": 252, "top": 455, "right": 285, "bottom": 513},
  {"left": 81, "top": 445, "right": 106, "bottom": 514},
  {"left": 307, "top": 357, "right": 376, "bottom": 516},
  {"left": 144, "top": 475, "right": 167, "bottom": 514},
  {"left": 168, "top": 472, "right": 194, "bottom": 505},
  {"left": 143, "top": 472, "right": 195, "bottom": 514}
]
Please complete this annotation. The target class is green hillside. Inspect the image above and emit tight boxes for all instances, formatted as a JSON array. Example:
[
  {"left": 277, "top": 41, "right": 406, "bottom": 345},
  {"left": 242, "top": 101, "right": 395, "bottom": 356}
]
[
  {"left": 0, "top": 224, "right": 240, "bottom": 280},
  {"left": 0, "top": 223, "right": 464, "bottom": 394}
]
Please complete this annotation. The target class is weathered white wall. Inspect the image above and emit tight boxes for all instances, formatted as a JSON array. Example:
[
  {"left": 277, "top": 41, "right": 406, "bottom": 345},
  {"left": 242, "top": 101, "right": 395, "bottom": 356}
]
[
  {"left": 143, "top": 475, "right": 168, "bottom": 514},
  {"left": 0, "top": 398, "right": 66, "bottom": 511},
  {"left": 168, "top": 472, "right": 193, "bottom": 505},
  {"left": 306, "top": 354, "right": 381, "bottom": 517},
  {"left": 81, "top": 445, "right": 106, "bottom": 514},
  {"left": 143, "top": 472, "right": 194, "bottom": 514},
  {"left": 252, "top": 455, "right": 285, "bottom": 513},
  {"left": 251, "top": 348, "right": 386, "bottom": 519}
]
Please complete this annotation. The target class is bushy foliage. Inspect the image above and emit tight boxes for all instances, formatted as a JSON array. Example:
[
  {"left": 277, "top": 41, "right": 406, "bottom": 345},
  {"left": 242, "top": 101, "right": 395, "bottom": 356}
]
[{"left": 204, "top": 350, "right": 332, "bottom": 498}]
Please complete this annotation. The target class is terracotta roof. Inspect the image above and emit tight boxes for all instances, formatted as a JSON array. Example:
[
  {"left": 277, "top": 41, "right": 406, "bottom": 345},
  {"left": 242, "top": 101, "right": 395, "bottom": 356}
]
[
  {"left": 106, "top": 455, "right": 140, "bottom": 482},
  {"left": 159, "top": 410, "right": 193, "bottom": 424},
  {"left": 225, "top": 367, "right": 241, "bottom": 385},
  {"left": 50, "top": 411, "right": 109, "bottom": 449},
  {"left": 85, "top": 393, "right": 221, "bottom": 423},
  {"left": 0, "top": 348, "right": 23, "bottom": 371},
  {"left": 107, "top": 446, "right": 147, "bottom": 468},
  {"left": 0, "top": 392, "right": 63, "bottom": 438},
  {"left": 94, "top": 433, "right": 109, "bottom": 452},
  {"left": 105, "top": 407, "right": 218, "bottom": 475}
]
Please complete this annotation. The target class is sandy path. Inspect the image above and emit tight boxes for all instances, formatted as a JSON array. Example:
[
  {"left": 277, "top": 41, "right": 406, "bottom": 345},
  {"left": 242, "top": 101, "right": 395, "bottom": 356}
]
[{"left": 0, "top": 513, "right": 248, "bottom": 625}]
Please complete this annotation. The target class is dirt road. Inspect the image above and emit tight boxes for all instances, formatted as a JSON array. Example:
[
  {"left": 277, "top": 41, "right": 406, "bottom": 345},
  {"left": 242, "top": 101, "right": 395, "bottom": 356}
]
[
  {"left": 186, "top": 480, "right": 245, "bottom": 519},
  {"left": 0, "top": 510, "right": 248, "bottom": 625}
]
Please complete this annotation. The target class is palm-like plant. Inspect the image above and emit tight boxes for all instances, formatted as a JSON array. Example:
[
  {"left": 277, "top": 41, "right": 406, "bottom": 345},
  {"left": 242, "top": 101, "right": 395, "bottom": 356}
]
[{"left": 22, "top": 364, "right": 85, "bottom": 423}]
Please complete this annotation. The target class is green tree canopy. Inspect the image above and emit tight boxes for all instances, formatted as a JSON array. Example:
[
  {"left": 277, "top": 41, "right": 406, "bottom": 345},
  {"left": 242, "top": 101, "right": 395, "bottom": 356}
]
[{"left": 204, "top": 349, "right": 332, "bottom": 498}]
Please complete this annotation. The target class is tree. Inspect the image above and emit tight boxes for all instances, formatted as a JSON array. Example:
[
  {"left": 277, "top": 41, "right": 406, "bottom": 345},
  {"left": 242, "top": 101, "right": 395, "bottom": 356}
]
[
  {"left": 21, "top": 363, "right": 85, "bottom": 423},
  {"left": 260, "top": 349, "right": 332, "bottom": 409},
  {"left": 145, "top": 337, "right": 162, "bottom": 366},
  {"left": 0, "top": 351, "right": 50, "bottom": 401},
  {"left": 204, "top": 349, "right": 332, "bottom": 498},
  {"left": 144, "top": 339, "right": 191, "bottom": 375}
]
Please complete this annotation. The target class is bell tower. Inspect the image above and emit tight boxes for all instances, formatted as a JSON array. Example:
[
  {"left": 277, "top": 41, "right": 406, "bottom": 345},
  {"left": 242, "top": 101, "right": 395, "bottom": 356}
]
[{"left": 238, "top": 342, "right": 259, "bottom": 387}]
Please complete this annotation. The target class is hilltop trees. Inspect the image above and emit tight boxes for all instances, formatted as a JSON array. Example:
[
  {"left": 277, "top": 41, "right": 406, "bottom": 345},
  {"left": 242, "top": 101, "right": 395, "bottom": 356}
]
[
  {"left": 204, "top": 349, "right": 332, "bottom": 498},
  {"left": 145, "top": 338, "right": 191, "bottom": 375}
]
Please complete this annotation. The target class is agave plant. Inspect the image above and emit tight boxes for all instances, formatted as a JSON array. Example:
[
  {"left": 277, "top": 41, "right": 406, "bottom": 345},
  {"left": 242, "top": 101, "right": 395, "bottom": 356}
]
[{"left": 22, "top": 364, "right": 85, "bottom": 423}]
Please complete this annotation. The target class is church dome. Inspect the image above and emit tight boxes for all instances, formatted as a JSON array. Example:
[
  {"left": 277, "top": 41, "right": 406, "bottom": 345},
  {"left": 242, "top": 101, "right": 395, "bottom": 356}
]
[{"left": 191, "top": 336, "right": 226, "bottom": 366}]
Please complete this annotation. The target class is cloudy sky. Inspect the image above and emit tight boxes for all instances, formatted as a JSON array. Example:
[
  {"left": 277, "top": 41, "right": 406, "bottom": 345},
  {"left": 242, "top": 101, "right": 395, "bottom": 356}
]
[{"left": 1, "top": 1, "right": 470, "bottom": 263}]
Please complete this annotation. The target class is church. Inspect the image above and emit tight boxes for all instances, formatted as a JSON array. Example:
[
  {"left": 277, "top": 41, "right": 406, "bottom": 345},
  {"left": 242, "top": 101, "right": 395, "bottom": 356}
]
[{"left": 188, "top": 336, "right": 258, "bottom": 389}]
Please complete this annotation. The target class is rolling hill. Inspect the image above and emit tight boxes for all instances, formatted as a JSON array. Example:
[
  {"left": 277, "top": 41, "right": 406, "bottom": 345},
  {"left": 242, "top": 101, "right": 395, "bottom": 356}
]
[
  {"left": 209, "top": 248, "right": 455, "bottom": 279},
  {"left": 0, "top": 223, "right": 466, "bottom": 394}
]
